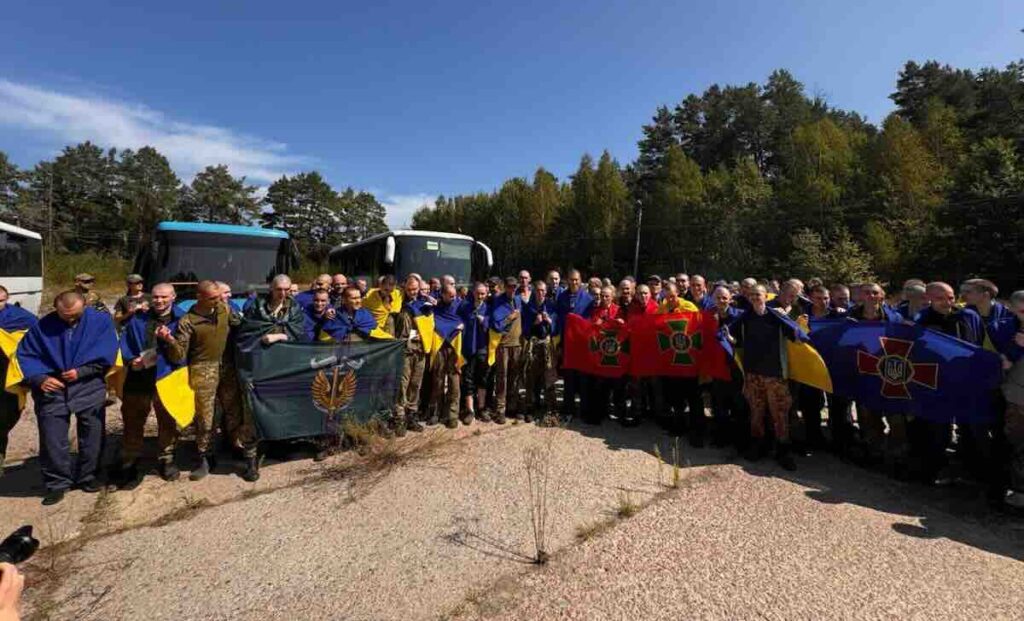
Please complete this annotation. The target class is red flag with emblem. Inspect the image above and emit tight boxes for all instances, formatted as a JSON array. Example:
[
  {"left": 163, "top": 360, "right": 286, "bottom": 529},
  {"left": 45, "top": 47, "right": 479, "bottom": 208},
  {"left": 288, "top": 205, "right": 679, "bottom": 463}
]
[
  {"left": 562, "top": 313, "right": 630, "bottom": 378},
  {"left": 629, "top": 311, "right": 716, "bottom": 378}
]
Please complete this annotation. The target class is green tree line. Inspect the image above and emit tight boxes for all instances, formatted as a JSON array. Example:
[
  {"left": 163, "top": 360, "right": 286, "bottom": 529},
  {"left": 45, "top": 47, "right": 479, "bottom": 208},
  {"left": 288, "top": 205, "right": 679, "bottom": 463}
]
[
  {"left": 0, "top": 146, "right": 388, "bottom": 261},
  {"left": 411, "top": 61, "right": 1024, "bottom": 291}
]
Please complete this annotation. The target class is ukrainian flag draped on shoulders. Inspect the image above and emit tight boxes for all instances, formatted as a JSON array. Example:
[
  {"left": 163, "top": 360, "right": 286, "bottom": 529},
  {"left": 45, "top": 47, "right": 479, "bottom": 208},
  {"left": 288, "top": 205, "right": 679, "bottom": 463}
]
[
  {"left": 432, "top": 298, "right": 465, "bottom": 367},
  {"left": 732, "top": 307, "right": 832, "bottom": 392},
  {"left": 0, "top": 304, "right": 39, "bottom": 409},
  {"left": 12, "top": 307, "right": 118, "bottom": 392},
  {"left": 363, "top": 288, "right": 403, "bottom": 332},
  {"left": 119, "top": 307, "right": 195, "bottom": 428},
  {"left": 457, "top": 298, "right": 487, "bottom": 360},
  {"left": 303, "top": 306, "right": 349, "bottom": 342},
  {"left": 406, "top": 297, "right": 436, "bottom": 355},
  {"left": 487, "top": 293, "right": 522, "bottom": 366}
]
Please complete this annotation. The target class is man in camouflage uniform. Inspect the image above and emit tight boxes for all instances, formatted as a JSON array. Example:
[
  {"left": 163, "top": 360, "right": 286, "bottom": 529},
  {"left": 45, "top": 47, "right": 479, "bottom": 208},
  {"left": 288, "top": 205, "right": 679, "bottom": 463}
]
[
  {"left": 74, "top": 273, "right": 110, "bottom": 314},
  {"left": 393, "top": 275, "right": 429, "bottom": 435},
  {"left": 158, "top": 280, "right": 233, "bottom": 481},
  {"left": 216, "top": 281, "right": 259, "bottom": 481},
  {"left": 113, "top": 273, "right": 150, "bottom": 330},
  {"left": 522, "top": 280, "right": 557, "bottom": 424}
]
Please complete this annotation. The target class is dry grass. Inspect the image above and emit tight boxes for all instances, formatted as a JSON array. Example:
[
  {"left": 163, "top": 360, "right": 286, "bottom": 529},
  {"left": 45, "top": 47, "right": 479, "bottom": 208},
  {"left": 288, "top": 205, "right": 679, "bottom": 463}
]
[
  {"left": 616, "top": 491, "right": 640, "bottom": 519},
  {"left": 575, "top": 520, "right": 614, "bottom": 542},
  {"left": 523, "top": 432, "right": 556, "bottom": 564}
]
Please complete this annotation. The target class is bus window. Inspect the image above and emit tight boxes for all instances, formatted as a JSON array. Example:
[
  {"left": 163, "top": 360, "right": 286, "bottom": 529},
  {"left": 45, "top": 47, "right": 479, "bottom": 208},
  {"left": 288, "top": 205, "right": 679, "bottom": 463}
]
[
  {"left": 0, "top": 232, "right": 43, "bottom": 278},
  {"left": 395, "top": 237, "right": 471, "bottom": 284}
]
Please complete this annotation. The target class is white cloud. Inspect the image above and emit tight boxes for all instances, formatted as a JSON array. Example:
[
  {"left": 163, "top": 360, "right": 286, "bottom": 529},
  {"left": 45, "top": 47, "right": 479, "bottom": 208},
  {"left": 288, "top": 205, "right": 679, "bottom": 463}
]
[
  {"left": 380, "top": 192, "right": 436, "bottom": 229},
  {"left": 0, "top": 79, "right": 304, "bottom": 183}
]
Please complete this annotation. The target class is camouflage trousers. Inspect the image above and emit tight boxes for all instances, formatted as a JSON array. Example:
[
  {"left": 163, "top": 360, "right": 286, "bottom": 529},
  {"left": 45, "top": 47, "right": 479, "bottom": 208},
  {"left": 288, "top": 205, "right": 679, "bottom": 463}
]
[
  {"left": 396, "top": 347, "right": 427, "bottom": 421},
  {"left": 494, "top": 346, "right": 522, "bottom": 416},
  {"left": 523, "top": 337, "right": 556, "bottom": 411},
  {"left": 219, "top": 363, "right": 257, "bottom": 458},
  {"left": 743, "top": 373, "right": 792, "bottom": 442},
  {"left": 188, "top": 362, "right": 220, "bottom": 455},
  {"left": 121, "top": 389, "right": 178, "bottom": 465},
  {"left": 431, "top": 343, "right": 461, "bottom": 423}
]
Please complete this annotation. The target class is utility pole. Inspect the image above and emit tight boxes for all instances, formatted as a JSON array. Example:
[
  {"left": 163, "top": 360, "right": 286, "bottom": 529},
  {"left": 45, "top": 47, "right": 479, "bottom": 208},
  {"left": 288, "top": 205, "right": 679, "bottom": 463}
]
[
  {"left": 632, "top": 198, "right": 643, "bottom": 278},
  {"left": 46, "top": 170, "right": 54, "bottom": 251}
]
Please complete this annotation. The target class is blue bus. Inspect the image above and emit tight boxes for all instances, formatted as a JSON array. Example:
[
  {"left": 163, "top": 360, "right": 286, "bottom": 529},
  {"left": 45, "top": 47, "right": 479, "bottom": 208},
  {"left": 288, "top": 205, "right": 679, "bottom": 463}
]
[{"left": 133, "top": 221, "right": 299, "bottom": 308}]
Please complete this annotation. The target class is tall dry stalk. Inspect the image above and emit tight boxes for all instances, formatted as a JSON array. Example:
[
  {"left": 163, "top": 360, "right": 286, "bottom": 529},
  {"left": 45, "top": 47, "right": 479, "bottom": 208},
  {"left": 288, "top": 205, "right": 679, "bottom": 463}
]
[{"left": 523, "top": 432, "right": 555, "bottom": 564}]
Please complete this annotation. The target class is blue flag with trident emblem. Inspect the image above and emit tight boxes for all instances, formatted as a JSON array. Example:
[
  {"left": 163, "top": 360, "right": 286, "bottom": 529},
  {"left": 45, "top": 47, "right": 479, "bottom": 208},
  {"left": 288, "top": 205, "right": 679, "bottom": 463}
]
[{"left": 808, "top": 320, "right": 1003, "bottom": 424}]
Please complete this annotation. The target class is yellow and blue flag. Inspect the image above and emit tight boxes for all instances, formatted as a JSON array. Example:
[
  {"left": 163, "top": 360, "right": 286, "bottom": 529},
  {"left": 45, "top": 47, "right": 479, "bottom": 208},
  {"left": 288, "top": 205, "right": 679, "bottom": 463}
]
[
  {"left": 120, "top": 307, "right": 195, "bottom": 428},
  {"left": 13, "top": 307, "right": 119, "bottom": 397},
  {"left": 432, "top": 299, "right": 465, "bottom": 368},
  {"left": 487, "top": 294, "right": 521, "bottom": 366},
  {"left": 0, "top": 304, "right": 39, "bottom": 410},
  {"left": 363, "top": 288, "right": 403, "bottom": 332}
]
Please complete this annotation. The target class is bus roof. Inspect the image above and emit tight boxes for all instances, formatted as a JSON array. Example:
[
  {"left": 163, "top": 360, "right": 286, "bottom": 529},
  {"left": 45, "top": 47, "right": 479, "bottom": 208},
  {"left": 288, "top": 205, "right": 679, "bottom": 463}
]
[
  {"left": 0, "top": 221, "right": 42, "bottom": 240},
  {"left": 156, "top": 221, "right": 289, "bottom": 239},
  {"left": 328, "top": 229, "right": 473, "bottom": 254}
]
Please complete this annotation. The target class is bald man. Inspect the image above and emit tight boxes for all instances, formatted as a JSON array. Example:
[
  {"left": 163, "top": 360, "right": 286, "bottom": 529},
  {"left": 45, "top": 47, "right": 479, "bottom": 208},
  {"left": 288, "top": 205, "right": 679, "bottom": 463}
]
[
  {"left": 21, "top": 291, "right": 117, "bottom": 505},
  {"left": 160, "top": 280, "right": 237, "bottom": 481}
]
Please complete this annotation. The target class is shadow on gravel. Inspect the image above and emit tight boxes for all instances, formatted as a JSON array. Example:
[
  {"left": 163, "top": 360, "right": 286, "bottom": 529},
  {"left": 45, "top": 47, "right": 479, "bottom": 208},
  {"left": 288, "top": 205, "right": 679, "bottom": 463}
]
[{"left": 544, "top": 406, "right": 1024, "bottom": 564}]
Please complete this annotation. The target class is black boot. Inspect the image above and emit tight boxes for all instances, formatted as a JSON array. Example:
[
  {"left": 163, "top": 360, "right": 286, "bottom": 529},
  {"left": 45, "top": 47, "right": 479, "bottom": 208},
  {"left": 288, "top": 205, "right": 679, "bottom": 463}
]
[
  {"left": 118, "top": 463, "right": 142, "bottom": 490},
  {"left": 189, "top": 456, "right": 210, "bottom": 481},
  {"left": 776, "top": 443, "right": 797, "bottom": 471},
  {"left": 159, "top": 460, "right": 180, "bottom": 482},
  {"left": 241, "top": 455, "right": 260, "bottom": 482}
]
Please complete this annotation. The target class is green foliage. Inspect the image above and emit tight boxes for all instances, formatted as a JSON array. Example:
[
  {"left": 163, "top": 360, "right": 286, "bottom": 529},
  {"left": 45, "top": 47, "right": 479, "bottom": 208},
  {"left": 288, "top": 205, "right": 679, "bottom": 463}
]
[{"left": 44, "top": 251, "right": 131, "bottom": 289}]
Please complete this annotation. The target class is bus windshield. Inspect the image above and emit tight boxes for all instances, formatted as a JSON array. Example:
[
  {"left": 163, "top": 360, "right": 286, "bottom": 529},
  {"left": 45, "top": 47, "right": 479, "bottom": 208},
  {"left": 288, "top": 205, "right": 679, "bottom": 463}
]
[
  {"left": 395, "top": 237, "right": 472, "bottom": 284},
  {"left": 152, "top": 231, "right": 283, "bottom": 296}
]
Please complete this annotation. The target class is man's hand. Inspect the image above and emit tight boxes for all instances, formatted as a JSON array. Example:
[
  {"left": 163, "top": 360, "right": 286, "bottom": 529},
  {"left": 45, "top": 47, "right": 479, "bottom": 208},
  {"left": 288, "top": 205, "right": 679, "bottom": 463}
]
[
  {"left": 40, "top": 377, "right": 64, "bottom": 393},
  {"left": 60, "top": 369, "right": 78, "bottom": 383},
  {"left": 261, "top": 333, "right": 288, "bottom": 345},
  {"left": 135, "top": 302, "right": 149, "bottom": 313},
  {"left": 507, "top": 310, "right": 519, "bottom": 321},
  {"left": 0, "top": 562, "right": 25, "bottom": 621},
  {"left": 1003, "top": 355, "right": 1013, "bottom": 371},
  {"left": 155, "top": 325, "right": 174, "bottom": 343},
  {"left": 130, "top": 357, "right": 145, "bottom": 370},
  {"left": 325, "top": 308, "right": 336, "bottom": 320},
  {"left": 1015, "top": 332, "right": 1024, "bottom": 348}
]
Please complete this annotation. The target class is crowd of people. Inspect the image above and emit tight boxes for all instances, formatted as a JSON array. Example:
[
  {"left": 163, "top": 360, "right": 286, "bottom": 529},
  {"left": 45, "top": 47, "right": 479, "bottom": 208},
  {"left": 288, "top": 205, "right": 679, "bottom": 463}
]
[{"left": 0, "top": 269, "right": 1022, "bottom": 514}]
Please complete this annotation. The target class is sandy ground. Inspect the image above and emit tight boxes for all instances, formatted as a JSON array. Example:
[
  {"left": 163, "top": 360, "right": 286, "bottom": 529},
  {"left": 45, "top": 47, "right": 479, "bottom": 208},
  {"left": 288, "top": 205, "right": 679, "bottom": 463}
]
[{"left": 2, "top": 399, "right": 1024, "bottom": 621}]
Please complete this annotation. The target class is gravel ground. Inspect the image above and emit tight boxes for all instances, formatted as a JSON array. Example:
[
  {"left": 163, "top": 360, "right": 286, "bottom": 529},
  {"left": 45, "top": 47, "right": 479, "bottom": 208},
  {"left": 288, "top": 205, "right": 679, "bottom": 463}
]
[{"left": 3, "top": 401, "right": 1024, "bottom": 621}]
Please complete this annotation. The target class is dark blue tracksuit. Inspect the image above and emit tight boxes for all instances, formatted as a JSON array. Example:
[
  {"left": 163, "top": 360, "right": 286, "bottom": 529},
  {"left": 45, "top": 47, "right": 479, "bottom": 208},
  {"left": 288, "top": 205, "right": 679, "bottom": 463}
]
[{"left": 30, "top": 362, "right": 108, "bottom": 492}]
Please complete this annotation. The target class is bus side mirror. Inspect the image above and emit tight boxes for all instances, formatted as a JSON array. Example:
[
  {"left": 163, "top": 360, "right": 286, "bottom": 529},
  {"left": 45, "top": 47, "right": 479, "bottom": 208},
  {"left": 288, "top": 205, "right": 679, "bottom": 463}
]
[
  {"left": 384, "top": 235, "right": 396, "bottom": 265},
  {"left": 475, "top": 241, "right": 493, "bottom": 270}
]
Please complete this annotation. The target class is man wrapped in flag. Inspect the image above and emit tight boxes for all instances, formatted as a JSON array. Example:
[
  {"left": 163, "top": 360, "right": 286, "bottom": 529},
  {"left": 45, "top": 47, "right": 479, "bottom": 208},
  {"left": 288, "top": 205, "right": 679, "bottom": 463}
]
[
  {"left": 458, "top": 282, "right": 491, "bottom": 423},
  {"left": 16, "top": 291, "right": 118, "bottom": 505},
  {"left": 362, "top": 276, "right": 403, "bottom": 337},
  {"left": 0, "top": 286, "right": 37, "bottom": 477},
  {"left": 304, "top": 290, "right": 348, "bottom": 342},
  {"left": 431, "top": 284, "right": 465, "bottom": 428},
  {"left": 117, "top": 283, "right": 190, "bottom": 487},
  {"left": 706, "top": 284, "right": 746, "bottom": 448},
  {"left": 488, "top": 276, "right": 524, "bottom": 424}
]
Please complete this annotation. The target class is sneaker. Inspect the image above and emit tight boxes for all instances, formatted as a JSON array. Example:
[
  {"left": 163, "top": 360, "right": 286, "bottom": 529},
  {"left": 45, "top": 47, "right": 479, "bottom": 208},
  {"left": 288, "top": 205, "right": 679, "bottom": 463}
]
[
  {"left": 42, "top": 489, "right": 66, "bottom": 506},
  {"left": 159, "top": 461, "right": 180, "bottom": 482},
  {"left": 492, "top": 412, "right": 507, "bottom": 425},
  {"left": 476, "top": 409, "right": 492, "bottom": 423},
  {"left": 189, "top": 456, "right": 210, "bottom": 481},
  {"left": 460, "top": 411, "right": 475, "bottom": 426}
]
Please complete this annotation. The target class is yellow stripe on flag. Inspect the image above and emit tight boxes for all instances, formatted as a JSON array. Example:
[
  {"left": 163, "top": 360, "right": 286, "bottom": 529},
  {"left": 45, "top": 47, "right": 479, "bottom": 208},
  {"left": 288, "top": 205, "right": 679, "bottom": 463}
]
[
  {"left": 369, "top": 327, "right": 394, "bottom": 340},
  {"left": 487, "top": 329, "right": 502, "bottom": 367},
  {"left": 364, "top": 289, "right": 404, "bottom": 331},
  {"left": 452, "top": 332, "right": 465, "bottom": 369},
  {"left": 106, "top": 349, "right": 126, "bottom": 398},
  {"left": 786, "top": 341, "right": 832, "bottom": 393},
  {"left": 156, "top": 366, "right": 195, "bottom": 428},
  {"left": 0, "top": 329, "right": 27, "bottom": 410},
  {"left": 413, "top": 315, "right": 436, "bottom": 355}
]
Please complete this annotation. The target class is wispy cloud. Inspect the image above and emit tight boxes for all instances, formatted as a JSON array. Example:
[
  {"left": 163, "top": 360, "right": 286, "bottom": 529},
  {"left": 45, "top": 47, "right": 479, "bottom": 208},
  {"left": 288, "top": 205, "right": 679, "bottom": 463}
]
[
  {"left": 0, "top": 79, "right": 303, "bottom": 183},
  {"left": 380, "top": 192, "right": 436, "bottom": 229}
]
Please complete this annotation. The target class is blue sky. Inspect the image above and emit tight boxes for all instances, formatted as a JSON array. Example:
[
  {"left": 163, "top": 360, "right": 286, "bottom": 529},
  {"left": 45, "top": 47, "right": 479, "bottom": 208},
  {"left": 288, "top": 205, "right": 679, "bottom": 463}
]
[{"left": 0, "top": 0, "right": 1020, "bottom": 226}]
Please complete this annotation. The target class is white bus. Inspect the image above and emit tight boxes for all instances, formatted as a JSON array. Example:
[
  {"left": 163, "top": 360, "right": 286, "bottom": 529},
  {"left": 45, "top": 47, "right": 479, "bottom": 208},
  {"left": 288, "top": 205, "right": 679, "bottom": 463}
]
[
  {"left": 328, "top": 230, "right": 493, "bottom": 286},
  {"left": 0, "top": 222, "right": 43, "bottom": 312}
]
